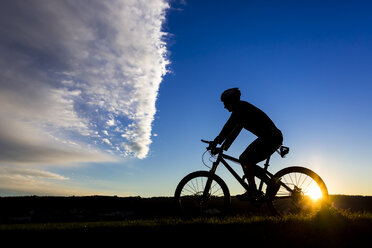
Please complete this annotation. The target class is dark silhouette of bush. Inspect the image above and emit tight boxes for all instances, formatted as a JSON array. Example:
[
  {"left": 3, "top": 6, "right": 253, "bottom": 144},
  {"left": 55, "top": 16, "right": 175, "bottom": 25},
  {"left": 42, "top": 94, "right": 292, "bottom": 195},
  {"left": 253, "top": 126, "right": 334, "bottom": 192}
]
[{"left": 0, "top": 195, "right": 371, "bottom": 224}]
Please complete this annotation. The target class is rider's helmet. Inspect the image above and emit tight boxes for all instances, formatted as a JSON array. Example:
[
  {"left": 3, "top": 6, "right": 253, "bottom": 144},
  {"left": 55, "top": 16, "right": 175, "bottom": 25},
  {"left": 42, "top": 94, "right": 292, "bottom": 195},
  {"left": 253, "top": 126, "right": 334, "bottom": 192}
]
[{"left": 221, "top": 88, "right": 241, "bottom": 103}]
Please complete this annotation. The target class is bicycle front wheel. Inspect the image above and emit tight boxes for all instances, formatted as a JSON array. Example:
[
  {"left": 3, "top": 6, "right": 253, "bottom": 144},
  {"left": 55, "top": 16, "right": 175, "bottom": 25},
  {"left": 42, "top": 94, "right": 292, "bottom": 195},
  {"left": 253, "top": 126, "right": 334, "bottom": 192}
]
[
  {"left": 267, "top": 166, "right": 328, "bottom": 215},
  {"left": 174, "top": 171, "right": 230, "bottom": 216}
]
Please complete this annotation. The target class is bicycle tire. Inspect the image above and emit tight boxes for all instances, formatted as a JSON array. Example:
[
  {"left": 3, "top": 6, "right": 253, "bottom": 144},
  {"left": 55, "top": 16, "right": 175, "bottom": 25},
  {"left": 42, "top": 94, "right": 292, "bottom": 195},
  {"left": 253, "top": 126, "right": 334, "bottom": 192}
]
[
  {"left": 266, "top": 166, "right": 328, "bottom": 216},
  {"left": 174, "top": 171, "right": 230, "bottom": 216}
]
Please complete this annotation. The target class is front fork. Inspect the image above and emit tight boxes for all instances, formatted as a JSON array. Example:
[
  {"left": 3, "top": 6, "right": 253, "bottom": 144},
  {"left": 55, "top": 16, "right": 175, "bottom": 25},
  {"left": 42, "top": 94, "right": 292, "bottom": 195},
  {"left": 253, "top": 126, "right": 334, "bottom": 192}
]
[{"left": 202, "top": 157, "right": 220, "bottom": 202}]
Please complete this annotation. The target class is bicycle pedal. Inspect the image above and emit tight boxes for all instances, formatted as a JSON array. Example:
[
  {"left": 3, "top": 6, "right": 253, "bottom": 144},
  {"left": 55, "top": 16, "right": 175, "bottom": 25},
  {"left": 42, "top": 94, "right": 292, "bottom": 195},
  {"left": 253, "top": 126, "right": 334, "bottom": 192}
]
[{"left": 236, "top": 190, "right": 264, "bottom": 202}]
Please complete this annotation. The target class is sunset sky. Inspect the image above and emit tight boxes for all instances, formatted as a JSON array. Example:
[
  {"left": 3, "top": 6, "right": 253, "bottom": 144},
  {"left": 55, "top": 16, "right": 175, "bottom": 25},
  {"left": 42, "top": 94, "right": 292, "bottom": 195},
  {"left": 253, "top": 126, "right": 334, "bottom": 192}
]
[{"left": 0, "top": 0, "right": 371, "bottom": 196}]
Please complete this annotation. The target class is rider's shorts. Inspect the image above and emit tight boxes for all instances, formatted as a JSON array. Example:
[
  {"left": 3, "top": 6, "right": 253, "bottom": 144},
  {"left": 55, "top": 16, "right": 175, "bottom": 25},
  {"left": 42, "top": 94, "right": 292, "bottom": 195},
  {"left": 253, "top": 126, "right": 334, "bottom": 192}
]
[{"left": 239, "top": 129, "right": 283, "bottom": 165}]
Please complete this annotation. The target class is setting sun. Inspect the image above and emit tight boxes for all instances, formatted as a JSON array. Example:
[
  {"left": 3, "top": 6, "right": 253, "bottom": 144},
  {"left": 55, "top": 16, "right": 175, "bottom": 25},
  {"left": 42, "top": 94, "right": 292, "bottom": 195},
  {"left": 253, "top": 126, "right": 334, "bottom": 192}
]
[{"left": 307, "top": 186, "right": 323, "bottom": 201}]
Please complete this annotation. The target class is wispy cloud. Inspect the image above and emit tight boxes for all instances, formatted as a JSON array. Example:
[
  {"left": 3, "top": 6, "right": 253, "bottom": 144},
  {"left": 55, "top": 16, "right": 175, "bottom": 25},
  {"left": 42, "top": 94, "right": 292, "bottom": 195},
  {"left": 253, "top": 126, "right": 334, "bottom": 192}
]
[
  {"left": 0, "top": 164, "right": 69, "bottom": 196},
  {"left": 0, "top": 0, "right": 170, "bottom": 166}
]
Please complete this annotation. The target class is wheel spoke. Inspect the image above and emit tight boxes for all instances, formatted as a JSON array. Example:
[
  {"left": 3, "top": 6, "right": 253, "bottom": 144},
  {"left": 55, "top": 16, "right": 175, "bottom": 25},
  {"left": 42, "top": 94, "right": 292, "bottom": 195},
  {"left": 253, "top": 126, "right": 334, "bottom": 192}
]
[
  {"left": 269, "top": 167, "right": 328, "bottom": 216},
  {"left": 196, "top": 178, "right": 200, "bottom": 193},
  {"left": 175, "top": 173, "right": 230, "bottom": 216},
  {"left": 190, "top": 180, "right": 197, "bottom": 193},
  {"left": 303, "top": 178, "right": 314, "bottom": 193},
  {"left": 181, "top": 187, "right": 195, "bottom": 195},
  {"left": 299, "top": 174, "right": 308, "bottom": 189}
]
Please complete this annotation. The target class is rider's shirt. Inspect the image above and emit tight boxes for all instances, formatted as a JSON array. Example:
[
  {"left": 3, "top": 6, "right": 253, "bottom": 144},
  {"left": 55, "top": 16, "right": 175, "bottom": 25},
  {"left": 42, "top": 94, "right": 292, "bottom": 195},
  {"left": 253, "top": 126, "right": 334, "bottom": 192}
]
[{"left": 214, "top": 100, "right": 281, "bottom": 149}]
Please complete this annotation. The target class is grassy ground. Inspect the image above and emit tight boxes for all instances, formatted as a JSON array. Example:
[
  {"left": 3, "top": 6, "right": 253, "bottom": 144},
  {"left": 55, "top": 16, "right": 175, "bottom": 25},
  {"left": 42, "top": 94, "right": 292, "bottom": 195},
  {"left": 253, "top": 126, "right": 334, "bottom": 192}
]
[{"left": 1, "top": 208, "right": 372, "bottom": 247}]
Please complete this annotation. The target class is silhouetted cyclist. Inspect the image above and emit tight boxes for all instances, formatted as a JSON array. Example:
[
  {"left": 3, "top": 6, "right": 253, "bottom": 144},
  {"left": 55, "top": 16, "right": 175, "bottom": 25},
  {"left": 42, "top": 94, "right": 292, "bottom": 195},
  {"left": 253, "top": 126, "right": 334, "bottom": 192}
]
[{"left": 210, "top": 88, "right": 283, "bottom": 200}]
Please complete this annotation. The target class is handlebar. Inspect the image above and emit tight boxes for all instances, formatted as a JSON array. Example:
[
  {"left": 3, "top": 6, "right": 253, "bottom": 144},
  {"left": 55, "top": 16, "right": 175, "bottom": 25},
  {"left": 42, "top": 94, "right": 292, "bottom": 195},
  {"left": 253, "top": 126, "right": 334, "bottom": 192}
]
[
  {"left": 201, "top": 139, "right": 223, "bottom": 155},
  {"left": 201, "top": 139, "right": 212, "bottom": 144}
]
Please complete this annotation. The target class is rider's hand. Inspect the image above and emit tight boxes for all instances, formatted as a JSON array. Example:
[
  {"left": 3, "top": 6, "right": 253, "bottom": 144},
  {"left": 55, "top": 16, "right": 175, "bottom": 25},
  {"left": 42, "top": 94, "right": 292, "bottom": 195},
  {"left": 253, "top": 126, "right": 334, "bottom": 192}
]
[
  {"left": 209, "top": 140, "right": 221, "bottom": 155},
  {"left": 207, "top": 140, "right": 217, "bottom": 150}
]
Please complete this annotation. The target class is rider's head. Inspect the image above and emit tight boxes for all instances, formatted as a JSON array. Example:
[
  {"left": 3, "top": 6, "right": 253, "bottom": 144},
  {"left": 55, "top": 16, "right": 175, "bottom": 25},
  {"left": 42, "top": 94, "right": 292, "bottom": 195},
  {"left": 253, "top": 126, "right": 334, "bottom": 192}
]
[{"left": 221, "top": 88, "right": 241, "bottom": 112}]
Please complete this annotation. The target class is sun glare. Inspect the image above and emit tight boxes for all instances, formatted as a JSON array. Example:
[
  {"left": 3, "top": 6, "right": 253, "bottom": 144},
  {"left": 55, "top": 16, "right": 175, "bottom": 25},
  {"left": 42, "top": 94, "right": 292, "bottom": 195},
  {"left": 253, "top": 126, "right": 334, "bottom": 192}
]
[{"left": 307, "top": 186, "right": 322, "bottom": 201}]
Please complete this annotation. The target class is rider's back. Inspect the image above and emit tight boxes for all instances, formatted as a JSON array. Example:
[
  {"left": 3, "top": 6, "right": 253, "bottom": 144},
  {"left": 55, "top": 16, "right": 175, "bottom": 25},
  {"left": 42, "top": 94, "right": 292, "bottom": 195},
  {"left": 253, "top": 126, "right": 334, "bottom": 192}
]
[{"left": 231, "top": 100, "right": 279, "bottom": 138}]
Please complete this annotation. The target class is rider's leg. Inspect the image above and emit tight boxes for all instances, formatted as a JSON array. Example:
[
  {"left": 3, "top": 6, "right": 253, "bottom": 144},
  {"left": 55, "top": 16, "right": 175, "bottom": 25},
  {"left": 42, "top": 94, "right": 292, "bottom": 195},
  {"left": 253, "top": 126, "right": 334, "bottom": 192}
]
[
  {"left": 241, "top": 161, "right": 257, "bottom": 190},
  {"left": 237, "top": 159, "right": 261, "bottom": 201},
  {"left": 239, "top": 139, "right": 261, "bottom": 191},
  {"left": 239, "top": 132, "right": 283, "bottom": 199}
]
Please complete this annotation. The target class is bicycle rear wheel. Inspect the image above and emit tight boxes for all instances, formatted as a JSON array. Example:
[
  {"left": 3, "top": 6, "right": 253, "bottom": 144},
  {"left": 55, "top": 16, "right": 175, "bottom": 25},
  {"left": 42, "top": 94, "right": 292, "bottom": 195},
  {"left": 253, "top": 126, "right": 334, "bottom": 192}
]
[
  {"left": 174, "top": 171, "right": 230, "bottom": 216},
  {"left": 267, "top": 166, "right": 328, "bottom": 215}
]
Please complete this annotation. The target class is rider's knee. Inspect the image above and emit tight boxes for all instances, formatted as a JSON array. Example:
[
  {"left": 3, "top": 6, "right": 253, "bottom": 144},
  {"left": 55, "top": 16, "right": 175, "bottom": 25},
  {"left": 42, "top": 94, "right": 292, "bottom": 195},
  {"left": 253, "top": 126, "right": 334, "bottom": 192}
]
[
  {"left": 239, "top": 154, "right": 254, "bottom": 167},
  {"left": 239, "top": 154, "right": 246, "bottom": 163}
]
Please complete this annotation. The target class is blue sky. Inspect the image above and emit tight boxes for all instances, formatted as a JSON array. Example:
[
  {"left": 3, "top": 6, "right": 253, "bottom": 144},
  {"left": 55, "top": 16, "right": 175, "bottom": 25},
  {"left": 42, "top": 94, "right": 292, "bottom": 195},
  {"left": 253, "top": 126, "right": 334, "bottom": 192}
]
[
  {"left": 0, "top": 0, "right": 371, "bottom": 196},
  {"left": 153, "top": 0, "right": 372, "bottom": 196}
]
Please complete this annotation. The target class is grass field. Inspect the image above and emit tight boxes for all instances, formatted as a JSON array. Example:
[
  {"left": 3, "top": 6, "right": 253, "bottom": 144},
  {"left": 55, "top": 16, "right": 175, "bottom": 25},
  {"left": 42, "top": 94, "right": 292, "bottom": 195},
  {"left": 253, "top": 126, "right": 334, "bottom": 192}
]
[{"left": 1, "top": 207, "right": 372, "bottom": 247}]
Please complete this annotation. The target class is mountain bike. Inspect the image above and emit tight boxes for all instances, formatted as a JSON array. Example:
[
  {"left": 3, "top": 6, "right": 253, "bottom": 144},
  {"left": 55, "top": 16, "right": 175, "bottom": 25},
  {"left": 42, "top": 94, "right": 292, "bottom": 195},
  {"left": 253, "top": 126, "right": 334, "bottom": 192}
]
[{"left": 174, "top": 139, "right": 328, "bottom": 216}]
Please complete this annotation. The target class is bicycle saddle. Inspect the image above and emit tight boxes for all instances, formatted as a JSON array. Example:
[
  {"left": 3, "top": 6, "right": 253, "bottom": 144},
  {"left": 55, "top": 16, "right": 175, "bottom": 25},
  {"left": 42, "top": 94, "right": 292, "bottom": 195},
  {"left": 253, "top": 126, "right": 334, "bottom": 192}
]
[{"left": 279, "top": 146, "right": 289, "bottom": 158}]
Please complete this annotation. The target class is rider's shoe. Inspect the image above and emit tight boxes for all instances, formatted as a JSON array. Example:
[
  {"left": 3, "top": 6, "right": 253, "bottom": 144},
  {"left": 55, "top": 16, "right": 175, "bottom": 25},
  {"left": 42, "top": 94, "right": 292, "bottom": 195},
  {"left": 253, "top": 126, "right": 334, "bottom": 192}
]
[{"left": 236, "top": 188, "right": 264, "bottom": 201}]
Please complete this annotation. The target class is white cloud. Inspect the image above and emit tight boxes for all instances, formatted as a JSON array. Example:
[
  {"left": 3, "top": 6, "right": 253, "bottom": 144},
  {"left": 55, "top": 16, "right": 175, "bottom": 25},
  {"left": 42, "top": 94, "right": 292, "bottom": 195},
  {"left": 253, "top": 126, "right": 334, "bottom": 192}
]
[
  {"left": 0, "top": 117, "right": 113, "bottom": 165},
  {"left": 102, "top": 138, "right": 112, "bottom": 146},
  {"left": 0, "top": 164, "right": 71, "bottom": 195},
  {"left": 106, "top": 118, "right": 116, "bottom": 127},
  {"left": 0, "top": 0, "right": 170, "bottom": 164},
  {"left": 0, "top": 165, "right": 68, "bottom": 181}
]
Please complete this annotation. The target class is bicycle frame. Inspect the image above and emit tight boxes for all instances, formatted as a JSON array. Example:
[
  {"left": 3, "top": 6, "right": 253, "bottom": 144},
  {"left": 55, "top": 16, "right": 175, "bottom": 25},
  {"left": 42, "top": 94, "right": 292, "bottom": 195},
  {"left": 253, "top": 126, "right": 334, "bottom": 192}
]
[{"left": 202, "top": 150, "right": 292, "bottom": 200}]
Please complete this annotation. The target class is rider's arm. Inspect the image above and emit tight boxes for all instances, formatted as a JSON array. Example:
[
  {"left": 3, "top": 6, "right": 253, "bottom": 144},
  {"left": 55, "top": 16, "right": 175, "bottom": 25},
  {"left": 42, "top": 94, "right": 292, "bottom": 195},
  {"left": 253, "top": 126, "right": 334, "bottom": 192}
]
[
  {"left": 222, "top": 123, "right": 243, "bottom": 150},
  {"left": 214, "top": 113, "right": 239, "bottom": 146}
]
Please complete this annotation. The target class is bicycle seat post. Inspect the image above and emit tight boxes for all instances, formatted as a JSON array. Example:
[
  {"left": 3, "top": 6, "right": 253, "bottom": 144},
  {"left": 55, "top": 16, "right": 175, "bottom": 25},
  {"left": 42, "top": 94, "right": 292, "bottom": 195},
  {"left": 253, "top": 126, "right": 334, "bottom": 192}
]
[
  {"left": 258, "top": 156, "right": 271, "bottom": 191},
  {"left": 263, "top": 156, "right": 271, "bottom": 172}
]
